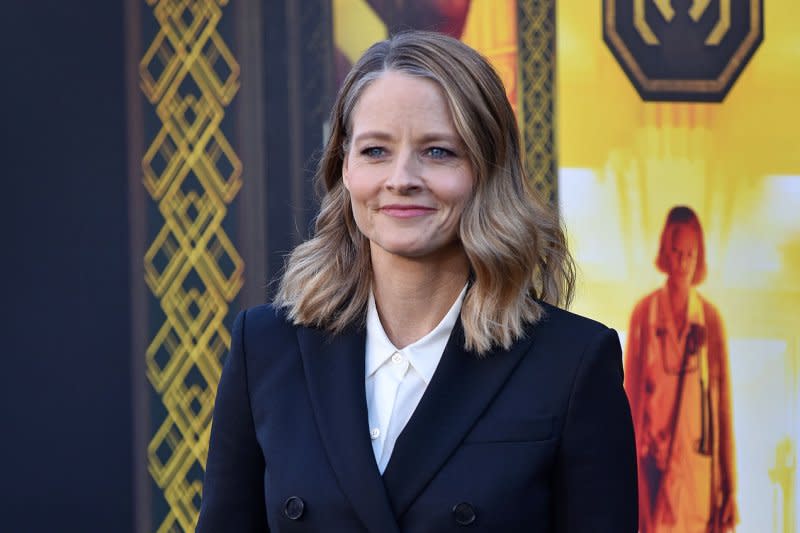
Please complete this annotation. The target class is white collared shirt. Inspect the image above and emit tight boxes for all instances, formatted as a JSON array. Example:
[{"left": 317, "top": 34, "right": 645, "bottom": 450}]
[{"left": 365, "top": 286, "right": 467, "bottom": 473}]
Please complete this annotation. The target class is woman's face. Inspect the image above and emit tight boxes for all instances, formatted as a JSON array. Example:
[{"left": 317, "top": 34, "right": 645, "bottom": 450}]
[
  {"left": 666, "top": 224, "right": 699, "bottom": 287},
  {"left": 342, "top": 71, "right": 475, "bottom": 264}
]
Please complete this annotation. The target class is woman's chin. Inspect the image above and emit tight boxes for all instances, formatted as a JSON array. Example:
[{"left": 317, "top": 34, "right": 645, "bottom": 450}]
[{"left": 371, "top": 241, "right": 457, "bottom": 262}]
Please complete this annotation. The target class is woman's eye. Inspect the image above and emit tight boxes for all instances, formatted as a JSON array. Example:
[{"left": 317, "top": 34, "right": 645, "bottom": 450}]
[
  {"left": 426, "top": 147, "right": 454, "bottom": 159},
  {"left": 361, "top": 147, "right": 385, "bottom": 158}
]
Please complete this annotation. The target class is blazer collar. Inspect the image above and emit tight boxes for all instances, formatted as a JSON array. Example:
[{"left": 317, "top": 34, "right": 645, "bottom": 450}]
[
  {"left": 298, "top": 318, "right": 534, "bottom": 525},
  {"left": 380, "top": 319, "right": 533, "bottom": 518},
  {"left": 297, "top": 324, "right": 400, "bottom": 533}
]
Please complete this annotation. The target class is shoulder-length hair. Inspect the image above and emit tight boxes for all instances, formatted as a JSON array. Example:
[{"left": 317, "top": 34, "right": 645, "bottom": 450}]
[
  {"left": 275, "top": 31, "right": 575, "bottom": 355},
  {"left": 655, "top": 205, "right": 707, "bottom": 285}
]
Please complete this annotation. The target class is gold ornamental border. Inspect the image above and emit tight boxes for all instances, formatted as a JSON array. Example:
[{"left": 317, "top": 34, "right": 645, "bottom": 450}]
[
  {"left": 518, "top": 0, "right": 557, "bottom": 205},
  {"left": 139, "top": 0, "right": 243, "bottom": 531}
]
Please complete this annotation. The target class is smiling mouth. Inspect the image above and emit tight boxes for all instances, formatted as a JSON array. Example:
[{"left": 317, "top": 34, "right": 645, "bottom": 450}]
[{"left": 379, "top": 205, "right": 436, "bottom": 218}]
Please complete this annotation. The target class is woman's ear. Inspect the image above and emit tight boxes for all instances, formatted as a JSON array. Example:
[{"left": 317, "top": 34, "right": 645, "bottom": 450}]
[{"left": 342, "top": 152, "right": 350, "bottom": 191}]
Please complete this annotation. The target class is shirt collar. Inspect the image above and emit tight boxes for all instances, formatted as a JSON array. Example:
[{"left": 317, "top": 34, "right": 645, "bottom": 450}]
[{"left": 365, "top": 285, "right": 467, "bottom": 384}]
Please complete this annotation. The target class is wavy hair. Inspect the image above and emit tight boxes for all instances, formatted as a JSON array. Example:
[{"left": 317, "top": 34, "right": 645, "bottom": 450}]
[{"left": 275, "top": 31, "right": 575, "bottom": 354}]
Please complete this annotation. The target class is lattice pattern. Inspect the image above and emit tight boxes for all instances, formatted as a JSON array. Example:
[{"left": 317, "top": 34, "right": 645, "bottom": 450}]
[
  {"left": 518, "top": 0, "right": 556, "bottom": 205},
  {"left": 140, "top": 0, "right": 242, "bottom": 530}
]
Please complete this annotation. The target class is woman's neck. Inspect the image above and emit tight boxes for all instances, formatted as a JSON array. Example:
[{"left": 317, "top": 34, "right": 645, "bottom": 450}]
[{"left": 370, "top": 246, "right": 469, "bottom": 349}]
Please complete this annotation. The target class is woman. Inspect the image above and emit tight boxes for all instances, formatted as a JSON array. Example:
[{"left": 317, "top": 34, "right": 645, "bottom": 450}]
[
  {"left": 197, "top": 31, "right": 637, "bottom": 532},
  {"left": 624, "top": 206, "right": 737, "bottom": 533}
]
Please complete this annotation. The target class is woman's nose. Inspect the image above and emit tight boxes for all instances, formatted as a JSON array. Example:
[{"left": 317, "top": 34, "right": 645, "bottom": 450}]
[{"left": 385, "top": 152, "right": 422, "bottom": 193}]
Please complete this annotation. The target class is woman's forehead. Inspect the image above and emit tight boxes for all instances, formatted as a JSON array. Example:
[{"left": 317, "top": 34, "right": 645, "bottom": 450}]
[{"left": 670, "top": 223, "right": 699, "bottom": 245}]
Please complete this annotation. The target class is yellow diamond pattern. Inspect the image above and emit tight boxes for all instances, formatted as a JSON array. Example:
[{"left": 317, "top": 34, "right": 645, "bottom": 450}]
[
  {"left": 519, "top": 0, "right": 556, "bottom": 205},
  {"left": 140, "top": 0, "right": 242, "bottom": 530}
]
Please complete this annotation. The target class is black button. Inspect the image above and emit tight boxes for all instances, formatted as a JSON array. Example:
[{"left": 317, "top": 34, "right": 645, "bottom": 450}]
[
  {"left": 283, "top": 496, "right": 305, "bottom": 520},
  {"left": 452, "top": 502, "right": 476, "bottom": 526}
]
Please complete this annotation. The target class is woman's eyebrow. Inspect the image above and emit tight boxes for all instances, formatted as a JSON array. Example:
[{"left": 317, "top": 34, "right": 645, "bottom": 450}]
[
  {"left": 352, "top": 131, "right": 394, "bottom": 144},
  {"left": 353, "top": 131, "right": 461, "bottom": 145},
  {"left": 416, "top": 133, "right": 461, "bottom": 145}
]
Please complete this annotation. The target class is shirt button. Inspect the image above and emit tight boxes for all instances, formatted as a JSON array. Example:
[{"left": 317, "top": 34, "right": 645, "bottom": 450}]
[
  {"left": 370, "top": 427, "right": 381, "bottom": 440},
  {"left": 391, "top": 352, "right": 403, "bottom": 364}
]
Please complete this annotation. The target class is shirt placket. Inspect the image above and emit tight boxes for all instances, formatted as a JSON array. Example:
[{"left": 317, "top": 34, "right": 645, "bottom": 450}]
[{"left": 372, "top": 350, "right": 409, "bottom": 471}]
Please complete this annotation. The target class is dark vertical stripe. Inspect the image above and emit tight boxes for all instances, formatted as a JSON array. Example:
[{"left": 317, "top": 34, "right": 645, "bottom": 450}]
[
  {"left": 261, "top": 0, "right": 333, "bottom": 290},
  {"left": 234, "top": 0, "right": 269, "bottom": 308},
  {"left": 0, "top": 1, "right": 132, "bottom": 530},
  {"left": 263, "top": 0, "right": 296, "bottom": 286},
  {"left": 124, "top": 0, "right": 150, "bottom": 531}
]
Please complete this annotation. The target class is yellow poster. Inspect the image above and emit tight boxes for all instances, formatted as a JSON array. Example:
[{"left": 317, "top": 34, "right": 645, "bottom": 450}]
[
  {"left": 558, "top": 2, "right": 800, "bottom": 532},
  {"left": 333, "top": 0, "right": 518, "bottom": 112}
]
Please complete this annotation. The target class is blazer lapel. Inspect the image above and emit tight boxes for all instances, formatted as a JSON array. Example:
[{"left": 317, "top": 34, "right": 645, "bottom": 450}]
[
  {"left": 297, "top": 325, "right": 400, "bottom": 533},
  {"left": 381, "top": 320, "right": 534, "bottom": 518}
]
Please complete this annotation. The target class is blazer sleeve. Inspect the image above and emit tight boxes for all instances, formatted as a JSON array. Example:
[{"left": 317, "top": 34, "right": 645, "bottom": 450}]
[
  {"left": 553, "top": 327, "right": 639, "bottom": 533},
  {"left": 623, "top": 299, "right": 647, "bottom": 449},
  {"left": 196, "top": 310, "right": 269, "bottom": 532}
]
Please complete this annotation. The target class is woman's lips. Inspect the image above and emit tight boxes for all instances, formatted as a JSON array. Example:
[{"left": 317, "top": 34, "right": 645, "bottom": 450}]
[{"left": 379, "top": 204, "right": 436, "bottom": 218}]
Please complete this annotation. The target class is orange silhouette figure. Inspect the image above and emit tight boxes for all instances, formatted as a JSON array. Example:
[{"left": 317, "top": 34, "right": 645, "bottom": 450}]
[{"left": 624, "top": 206, "right": 737, "bottom": 533}]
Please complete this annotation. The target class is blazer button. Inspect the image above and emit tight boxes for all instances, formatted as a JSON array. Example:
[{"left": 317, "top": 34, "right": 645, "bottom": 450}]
[
  {"left": 452, "top": 502, "right": 476, "bottom": 526},
  {"left": 283, "top": 496, "right": 305, "bottom": 520}
]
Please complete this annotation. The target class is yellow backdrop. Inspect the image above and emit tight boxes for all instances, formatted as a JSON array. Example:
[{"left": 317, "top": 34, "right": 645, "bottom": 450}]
[{"left": 558, "top": 3, "right": 800, "bottom": 532}]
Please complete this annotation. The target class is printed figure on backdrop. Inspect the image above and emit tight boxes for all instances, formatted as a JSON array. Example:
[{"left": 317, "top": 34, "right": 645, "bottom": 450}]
[{"left": 625, "top": 206, "right": 738, "bottom": 533}]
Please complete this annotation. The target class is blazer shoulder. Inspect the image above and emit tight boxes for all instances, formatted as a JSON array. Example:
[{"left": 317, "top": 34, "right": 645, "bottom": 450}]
[
  {"left": 528, "top": 302, "right": 620, "bottom": 372},
  {"left": 536, "top": 301, "right": 611, "bottom": 339},
  {"left": 241, "top": 302, "right": 291, "bottom": 326},
  {"left": 236, "top": 303, "right": 298, "bottom": 348}
]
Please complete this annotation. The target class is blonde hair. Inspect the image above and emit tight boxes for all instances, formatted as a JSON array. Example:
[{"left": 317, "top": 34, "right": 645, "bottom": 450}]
[{"left": 275, "top": 31, "right": 575, "bottom": 354}]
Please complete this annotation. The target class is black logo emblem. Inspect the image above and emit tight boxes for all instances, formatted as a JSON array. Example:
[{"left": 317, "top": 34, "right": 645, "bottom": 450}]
[{"left": 604, "top": 0, "right": 763, "bottom": 102}]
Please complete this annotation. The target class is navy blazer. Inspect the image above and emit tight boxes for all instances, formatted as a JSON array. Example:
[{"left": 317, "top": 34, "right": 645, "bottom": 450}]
[{"left": 197, "top": 302, "right": 637, "bottom": 532}]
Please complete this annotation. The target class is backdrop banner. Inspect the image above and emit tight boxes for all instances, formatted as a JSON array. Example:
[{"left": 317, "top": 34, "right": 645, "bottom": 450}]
[{"left": 558, "top": 2, "right": 799, "bottom": 532}]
